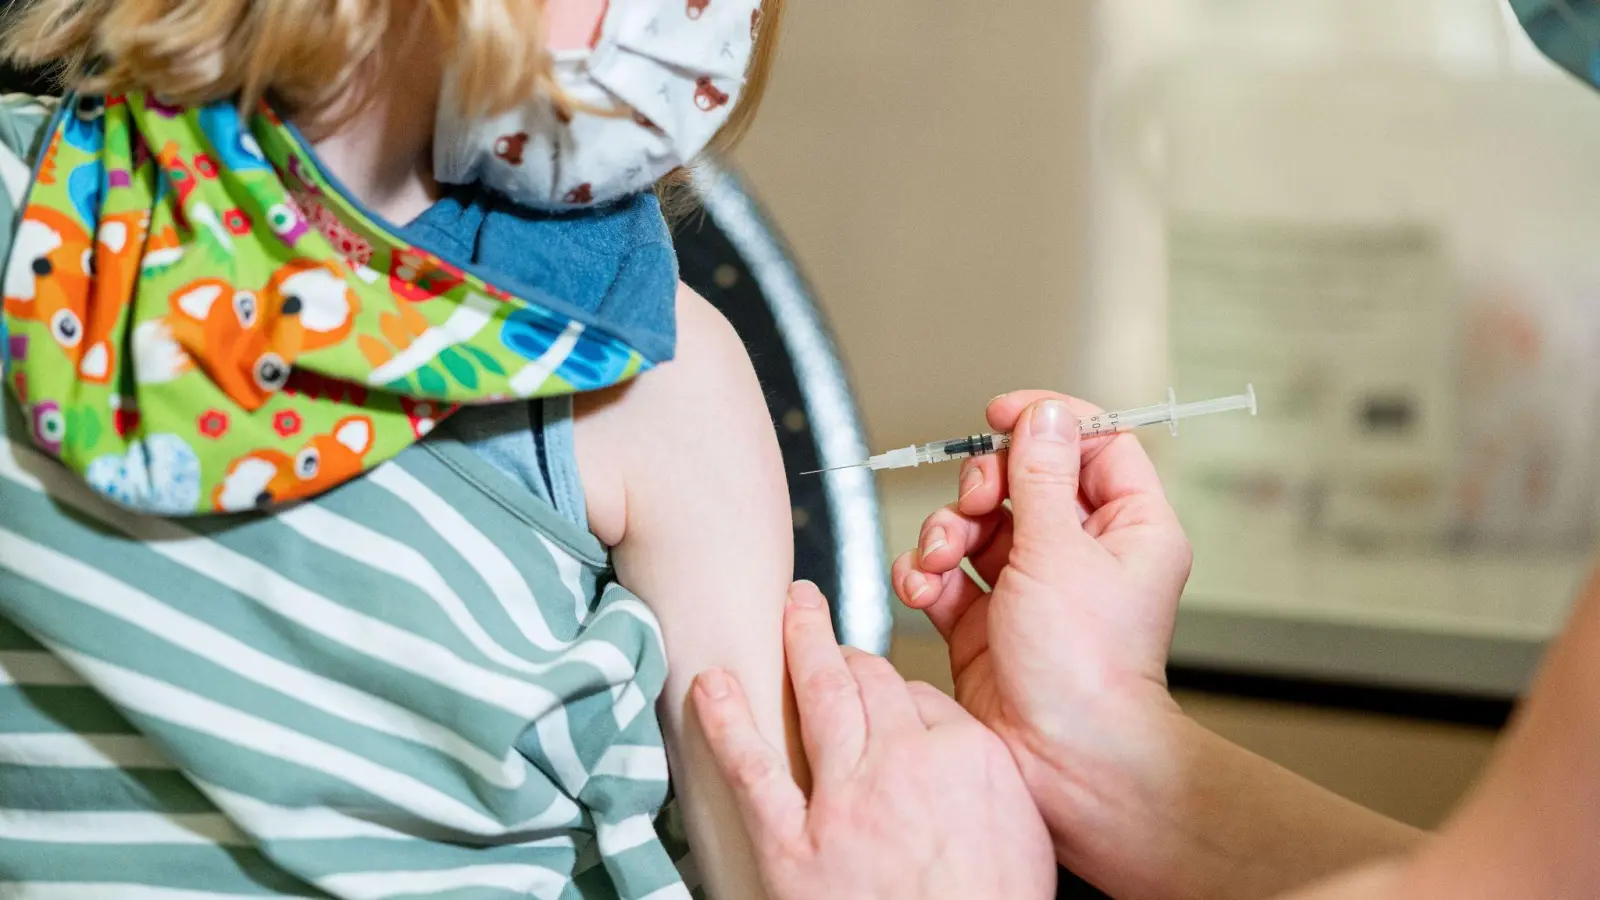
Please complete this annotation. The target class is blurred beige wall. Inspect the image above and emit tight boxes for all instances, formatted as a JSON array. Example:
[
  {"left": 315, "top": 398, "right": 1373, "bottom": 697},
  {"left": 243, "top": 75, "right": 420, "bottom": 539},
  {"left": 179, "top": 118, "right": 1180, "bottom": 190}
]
[
  {"left": 734, "top": 0, "right": 1093, "bottom": 450},
  {"left": 733, "top": 0, "right": 1497, "bottom": 831}
]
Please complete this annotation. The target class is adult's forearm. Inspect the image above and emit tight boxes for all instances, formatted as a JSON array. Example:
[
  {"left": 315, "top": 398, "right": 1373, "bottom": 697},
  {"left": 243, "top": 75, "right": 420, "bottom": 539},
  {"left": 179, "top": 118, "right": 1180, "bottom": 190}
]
[
  {"left": 1033, "top": 710, "right": 1422, "bottom": 900},
  {"left": 1380, "top": 571, "right": 1600, "bottom": 898}
]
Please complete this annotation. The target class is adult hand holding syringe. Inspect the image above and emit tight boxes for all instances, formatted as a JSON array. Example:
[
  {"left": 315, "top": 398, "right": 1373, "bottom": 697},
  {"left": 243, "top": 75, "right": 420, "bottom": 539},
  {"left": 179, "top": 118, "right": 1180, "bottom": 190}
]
[{"left": 805, "top": 384, "right": 1257, "bottom": 474}]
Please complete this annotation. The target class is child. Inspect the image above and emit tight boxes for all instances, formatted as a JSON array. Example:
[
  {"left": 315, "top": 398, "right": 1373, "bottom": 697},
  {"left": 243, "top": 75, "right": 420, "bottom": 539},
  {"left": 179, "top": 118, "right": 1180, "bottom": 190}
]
[{"left": 0, "top": 1, "right": 796, "bottom": 898}]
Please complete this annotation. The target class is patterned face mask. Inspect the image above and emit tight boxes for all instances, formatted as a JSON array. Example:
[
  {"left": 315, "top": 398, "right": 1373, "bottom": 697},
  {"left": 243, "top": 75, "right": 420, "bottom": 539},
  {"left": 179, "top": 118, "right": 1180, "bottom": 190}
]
[
  {"left": 433, "top": 0, "right": 762, "bottom": 210},
  {"left": 1, "top": 93, "right": 661, "bottom": 516}
]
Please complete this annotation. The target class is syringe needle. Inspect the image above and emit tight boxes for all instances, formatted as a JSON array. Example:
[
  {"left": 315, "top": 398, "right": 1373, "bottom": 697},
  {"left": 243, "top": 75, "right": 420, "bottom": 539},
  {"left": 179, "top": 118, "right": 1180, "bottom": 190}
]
[{"left": 800, "top": 463, "right": 868, "bottom": 475}]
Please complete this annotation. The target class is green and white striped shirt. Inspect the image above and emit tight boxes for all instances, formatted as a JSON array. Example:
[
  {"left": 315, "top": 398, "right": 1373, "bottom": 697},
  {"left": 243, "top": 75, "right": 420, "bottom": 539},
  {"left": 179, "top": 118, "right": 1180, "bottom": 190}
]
[{"left": 0, "top": 94, "right": 694, "bottom": 900}]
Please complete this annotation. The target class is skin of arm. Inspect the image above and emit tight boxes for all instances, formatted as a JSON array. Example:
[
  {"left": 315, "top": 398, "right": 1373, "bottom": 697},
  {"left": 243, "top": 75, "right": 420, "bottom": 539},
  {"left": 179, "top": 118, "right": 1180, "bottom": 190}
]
[
  {"left": 575, "top": 284, "right": 804, "bottom": 900},
  {"left": 1277, "top": 566, "right": 1600, "bottom": 900},
  {"left": 1051, "top": 707, "right": 1423, "bottom": 899}
]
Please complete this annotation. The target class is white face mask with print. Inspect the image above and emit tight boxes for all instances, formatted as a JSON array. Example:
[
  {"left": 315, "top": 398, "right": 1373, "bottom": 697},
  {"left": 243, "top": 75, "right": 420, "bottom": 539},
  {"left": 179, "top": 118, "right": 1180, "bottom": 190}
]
[{"left": 433, "top": 0, "right": 762, "bottom": 211}]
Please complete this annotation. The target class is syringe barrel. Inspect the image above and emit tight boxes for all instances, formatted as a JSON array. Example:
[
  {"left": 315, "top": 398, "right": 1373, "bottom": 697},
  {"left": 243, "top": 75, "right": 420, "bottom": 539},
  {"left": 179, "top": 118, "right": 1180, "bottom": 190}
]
[
  {"left": 918, "top": 432, "right": 1012, "bottom": 465},
  {"left": 1076, "top": 410, "right": 1125, "bottom": 439},
  {"left": 1079, "top": 404, "right": 1171, "bottom": 436}
]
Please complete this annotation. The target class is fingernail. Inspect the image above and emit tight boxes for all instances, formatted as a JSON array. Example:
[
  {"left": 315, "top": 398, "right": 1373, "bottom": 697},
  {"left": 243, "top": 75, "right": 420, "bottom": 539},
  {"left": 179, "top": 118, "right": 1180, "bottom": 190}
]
[
  {"left": 698, "top": 668, "right": 731, "bottom": 700},
  {"left": 903, "top": 571, "right": 930, "bottom": 604},
  {"left": 789, "top": 584, "right": 824, "bottom": 608},
  {"left": 959, "top": 466, "right": 984, "bottom": 501},
  {"left": 1030, "top": 400, "right": 1074, "bottom": 442},
  {"left": 987, "top": 393, "right": 1006, "bottom": 406},
  {"left": 922, "top": 526, "right": 947, "bottom": 557}
]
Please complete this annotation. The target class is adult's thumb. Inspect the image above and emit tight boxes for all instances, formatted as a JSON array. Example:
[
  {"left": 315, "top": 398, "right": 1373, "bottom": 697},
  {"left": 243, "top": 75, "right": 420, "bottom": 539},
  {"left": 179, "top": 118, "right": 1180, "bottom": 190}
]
[{"left": 1006, "top": 400, "right": 1087, "bottom": 551}]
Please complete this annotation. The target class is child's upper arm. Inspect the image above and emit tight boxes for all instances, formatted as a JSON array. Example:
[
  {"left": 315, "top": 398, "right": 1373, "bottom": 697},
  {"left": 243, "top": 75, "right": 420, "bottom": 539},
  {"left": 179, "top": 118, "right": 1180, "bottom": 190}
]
[{"left": 574, "top": 283, "right": 799, "bottom": 900}]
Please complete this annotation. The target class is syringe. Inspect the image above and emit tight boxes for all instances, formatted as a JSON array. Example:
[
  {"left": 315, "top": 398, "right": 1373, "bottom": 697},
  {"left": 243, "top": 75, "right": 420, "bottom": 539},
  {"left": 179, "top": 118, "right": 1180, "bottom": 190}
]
[{"left": 805, "top": 384, "right": 1257, "bottom": 474}]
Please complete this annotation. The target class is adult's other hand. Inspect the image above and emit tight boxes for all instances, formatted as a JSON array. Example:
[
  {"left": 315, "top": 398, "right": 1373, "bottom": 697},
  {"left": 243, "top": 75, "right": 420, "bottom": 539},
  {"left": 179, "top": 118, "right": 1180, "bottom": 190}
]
[{"left": 691, "top": 581, "right": 1055, "bottom": 900}]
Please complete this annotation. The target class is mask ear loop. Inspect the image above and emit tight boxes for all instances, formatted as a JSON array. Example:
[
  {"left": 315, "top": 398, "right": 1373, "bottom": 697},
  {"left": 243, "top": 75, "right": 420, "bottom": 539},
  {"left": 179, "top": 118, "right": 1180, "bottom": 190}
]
[
  {"left": 542, "top": 77, "right": 631, "bottom": 124},
  {"left": 535, "top": 5, "right": 632, "bottom": 125}
]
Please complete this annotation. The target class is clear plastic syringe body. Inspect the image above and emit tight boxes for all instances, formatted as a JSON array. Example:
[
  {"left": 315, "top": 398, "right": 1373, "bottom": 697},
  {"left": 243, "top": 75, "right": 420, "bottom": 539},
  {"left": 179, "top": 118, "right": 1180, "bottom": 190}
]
[{"left": 859, "top": 385, "right": 1257, "bottom": 472}]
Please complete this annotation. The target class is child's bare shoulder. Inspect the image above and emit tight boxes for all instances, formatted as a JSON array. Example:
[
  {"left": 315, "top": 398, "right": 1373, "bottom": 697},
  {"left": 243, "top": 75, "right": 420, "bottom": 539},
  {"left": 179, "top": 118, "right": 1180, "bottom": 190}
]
[{"left": 572, "top": 283, "right": 785, "bottom": 549}]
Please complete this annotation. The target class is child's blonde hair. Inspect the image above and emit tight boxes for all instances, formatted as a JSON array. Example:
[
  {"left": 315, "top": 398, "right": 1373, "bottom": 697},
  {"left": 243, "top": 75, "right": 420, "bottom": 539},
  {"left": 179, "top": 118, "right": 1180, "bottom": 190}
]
[{"left": 1, "top": 0, "right": 783, "bottom": 157}]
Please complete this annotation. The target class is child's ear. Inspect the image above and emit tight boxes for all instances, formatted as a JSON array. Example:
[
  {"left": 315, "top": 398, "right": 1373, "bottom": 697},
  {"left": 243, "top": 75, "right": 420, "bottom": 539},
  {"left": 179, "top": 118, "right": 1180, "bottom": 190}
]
[{"left": 333, "top": 416, "right": 374, "bottom": 456}]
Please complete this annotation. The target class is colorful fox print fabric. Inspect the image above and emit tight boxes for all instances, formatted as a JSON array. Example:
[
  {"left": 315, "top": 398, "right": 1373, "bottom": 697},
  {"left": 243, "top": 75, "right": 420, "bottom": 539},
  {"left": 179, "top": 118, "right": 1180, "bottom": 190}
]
[{"left": 1, "top": 92, "right": 656, "bottom": 515}]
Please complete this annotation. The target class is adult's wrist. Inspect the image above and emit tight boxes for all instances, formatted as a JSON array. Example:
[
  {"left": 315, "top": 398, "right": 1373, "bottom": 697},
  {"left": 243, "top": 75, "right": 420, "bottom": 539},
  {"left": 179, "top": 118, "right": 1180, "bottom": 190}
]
[{"left": 1007, "top": 685, "right": 1193, "bottom": 880}]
